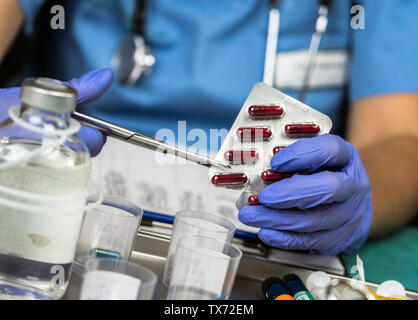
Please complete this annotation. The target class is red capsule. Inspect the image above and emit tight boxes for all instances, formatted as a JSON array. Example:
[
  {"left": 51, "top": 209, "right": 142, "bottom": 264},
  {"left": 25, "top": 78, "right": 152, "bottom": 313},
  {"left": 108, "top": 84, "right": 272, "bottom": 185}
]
[
  {"left": 211, "top": 173, "right": 248, "bottom": 186},
  {"left": 273, "top": 146, "right": 286, "bottom": 155},
  {"left": 237, "top": 127, "right": 272, "bottom": 142},
  {"left": 224, "top": 150, "right": 258, "bottom": 165},
  {"left": 248, "top": 195, "right": 260, "bottom": 205},
  {"left": 285, "top": 123, "right": 320, "bottom": 135},
  {"left": 248, "top": 105, "right": 284, "bottom": 118},
  {"left": 261, "top": 170, "right": 293, "bottom": 182}
]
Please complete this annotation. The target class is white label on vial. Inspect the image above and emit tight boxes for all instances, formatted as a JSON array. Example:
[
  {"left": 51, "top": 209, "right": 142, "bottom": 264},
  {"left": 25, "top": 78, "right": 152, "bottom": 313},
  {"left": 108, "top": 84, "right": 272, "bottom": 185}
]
[
  {"left": 0, "top": 200, "right": 85, "bottom": 264},
  {"left": 171, "top": 248, "right": 230, "bottom": 297},
  {"left": 80, "top": 270, "right": 141, "bottom": 300},
  {"left": 0, "top": 164, "right": 90, "bottom": 264}
]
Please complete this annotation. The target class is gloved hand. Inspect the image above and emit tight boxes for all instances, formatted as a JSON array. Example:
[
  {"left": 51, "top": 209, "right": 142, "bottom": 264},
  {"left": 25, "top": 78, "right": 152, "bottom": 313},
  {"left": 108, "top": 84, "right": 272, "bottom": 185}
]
[
  {"left": 0, "top": 68, "right": 114, "bottom": 156},
  {"left": 238, "top": 134, "right": 372, "bottom": 255}
]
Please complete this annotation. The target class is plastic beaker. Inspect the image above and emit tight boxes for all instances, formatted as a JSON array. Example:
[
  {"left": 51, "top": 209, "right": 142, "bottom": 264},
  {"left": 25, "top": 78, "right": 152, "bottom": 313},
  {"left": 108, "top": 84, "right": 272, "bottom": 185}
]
[
  {"left": 75, "top": 196, "right": 143, "bottom": 267},
  {"left": 162, "top": 210, "right": 235, "bottom": 286},
  {"left": 79, "top": 258, "right": 157, "bottom": 300},
  {"left": 167, "top": 235, "right": 242, "bottom": 300}
]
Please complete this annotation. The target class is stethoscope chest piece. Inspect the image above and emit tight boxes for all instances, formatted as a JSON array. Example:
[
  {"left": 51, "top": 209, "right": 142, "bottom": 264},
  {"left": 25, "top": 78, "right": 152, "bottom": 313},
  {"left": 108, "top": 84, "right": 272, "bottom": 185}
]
[{"left": 111, "top": 35, "right": 155, "bottom": 86}]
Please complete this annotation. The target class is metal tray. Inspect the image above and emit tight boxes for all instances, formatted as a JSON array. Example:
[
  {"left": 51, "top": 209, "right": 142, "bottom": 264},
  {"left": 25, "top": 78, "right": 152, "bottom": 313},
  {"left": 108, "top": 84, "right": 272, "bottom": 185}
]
[{"left": 64, "top": 226, "right": 418, "bottom": 300}]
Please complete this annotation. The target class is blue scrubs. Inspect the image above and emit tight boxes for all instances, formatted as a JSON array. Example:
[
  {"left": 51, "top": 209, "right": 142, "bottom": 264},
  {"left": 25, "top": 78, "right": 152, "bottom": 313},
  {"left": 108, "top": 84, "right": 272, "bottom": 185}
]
[
  {"left": 17, "top": 0, "right": 418, "bottom": 290},
  {"left": 17, "top": 0, "right": 418, "bottom": 146}
]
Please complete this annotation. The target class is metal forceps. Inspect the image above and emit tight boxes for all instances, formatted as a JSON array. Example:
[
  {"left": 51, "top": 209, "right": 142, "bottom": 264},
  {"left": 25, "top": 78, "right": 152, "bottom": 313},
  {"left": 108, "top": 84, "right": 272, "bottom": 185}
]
[{"left": 72, "top": 111, "right": 231, "bottom": 170}]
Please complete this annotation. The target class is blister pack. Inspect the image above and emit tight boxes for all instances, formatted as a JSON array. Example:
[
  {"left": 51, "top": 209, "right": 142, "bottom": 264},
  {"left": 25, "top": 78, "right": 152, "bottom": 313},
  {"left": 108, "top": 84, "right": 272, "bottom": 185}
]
[{"left": 208, "top": 82, "right": 333, "bottom": 210}]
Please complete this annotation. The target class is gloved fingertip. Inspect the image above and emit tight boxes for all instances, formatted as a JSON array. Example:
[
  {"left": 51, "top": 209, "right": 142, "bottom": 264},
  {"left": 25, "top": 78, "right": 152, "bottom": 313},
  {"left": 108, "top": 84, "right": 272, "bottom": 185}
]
[
  {"left": 270, "top": 145, "right": 300, "bottom": 172},
  {"left": 238, "top": 206, "right": 266, "bottom": 226},
  {"left": 78, "top": 126, "right": 106, "bottom": 157},
  {"left": 89, "top": 133, "right": 106, "bottom": 157},
  {"left": 319, "top": 134, "right": 352, "bottom": 167},
  {"left": 271, "top": 134, "right": 353, "bottom": 172},
  {"left": 238, "top": 206, "right": 252, "bottom": 225},
  {"left": 0, "top": 87, "right": 21, "bottom": 96},
  {"left": 257, "top": 229, "right": 279, "bottom": 246},
  {"left": 66, "top": 68, "right": 114, "bottom": 105},
  {"left": 257, "top": 187, "right": 273, "bottom": 205},
  {"left": 270, "top": 158, "right": 293, "bottom": 172},
  {"left": 257, "top": 178, "right": 295, "bottom": 208}
]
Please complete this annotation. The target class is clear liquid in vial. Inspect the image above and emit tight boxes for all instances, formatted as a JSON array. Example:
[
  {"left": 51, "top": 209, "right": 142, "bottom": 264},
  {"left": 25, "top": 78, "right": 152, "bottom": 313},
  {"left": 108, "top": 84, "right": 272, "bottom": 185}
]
[{"left": 0, "top": 147, "right": 90, "bottom": 300}]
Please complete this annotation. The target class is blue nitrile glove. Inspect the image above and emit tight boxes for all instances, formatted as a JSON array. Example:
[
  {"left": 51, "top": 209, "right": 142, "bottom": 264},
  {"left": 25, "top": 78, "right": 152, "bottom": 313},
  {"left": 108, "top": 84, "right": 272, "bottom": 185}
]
[
  {"left": 238, "top": 134, "right": 373, "bottom": 255},
  {"left": 0, "top": 68, "right": 114, "bottom": 157}
]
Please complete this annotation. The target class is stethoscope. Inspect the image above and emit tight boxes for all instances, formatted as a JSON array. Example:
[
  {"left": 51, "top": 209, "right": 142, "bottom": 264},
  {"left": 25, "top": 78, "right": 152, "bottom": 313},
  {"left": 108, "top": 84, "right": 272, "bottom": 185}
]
[
  {"left": 111, "top": 0, "right": 155, "bottom": 86},
  {"left": 112, "top": 0, "right": 332, "bottom": 103}
]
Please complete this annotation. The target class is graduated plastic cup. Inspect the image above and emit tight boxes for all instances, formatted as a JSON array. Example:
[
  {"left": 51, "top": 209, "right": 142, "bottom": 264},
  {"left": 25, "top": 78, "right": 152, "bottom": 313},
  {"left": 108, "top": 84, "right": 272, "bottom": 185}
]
[
  {"left": 79, "top": 258, "right": 157, "bottom": 300},
  {"left": 74, "top": 196, "right": 143, "bottom": 268},
  {"left": 162, "top": 210, "right": 236, "bottom": 286},
  {"left": 167, "top": 235, "right": 242, "bottom": 300}
]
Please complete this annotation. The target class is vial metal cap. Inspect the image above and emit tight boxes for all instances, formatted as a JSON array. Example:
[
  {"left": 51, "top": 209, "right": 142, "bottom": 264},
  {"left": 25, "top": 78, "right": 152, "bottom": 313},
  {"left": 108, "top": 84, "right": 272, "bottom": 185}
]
[{"left": 20, "top": 78, "right": 77, "bottom": 113}]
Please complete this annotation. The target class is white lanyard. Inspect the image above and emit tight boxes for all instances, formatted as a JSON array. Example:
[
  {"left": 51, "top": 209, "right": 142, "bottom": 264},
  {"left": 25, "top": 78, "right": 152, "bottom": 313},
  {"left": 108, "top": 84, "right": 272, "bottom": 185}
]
[{"left": 263, "top": 0, "right": 331, "bottom": 102}]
